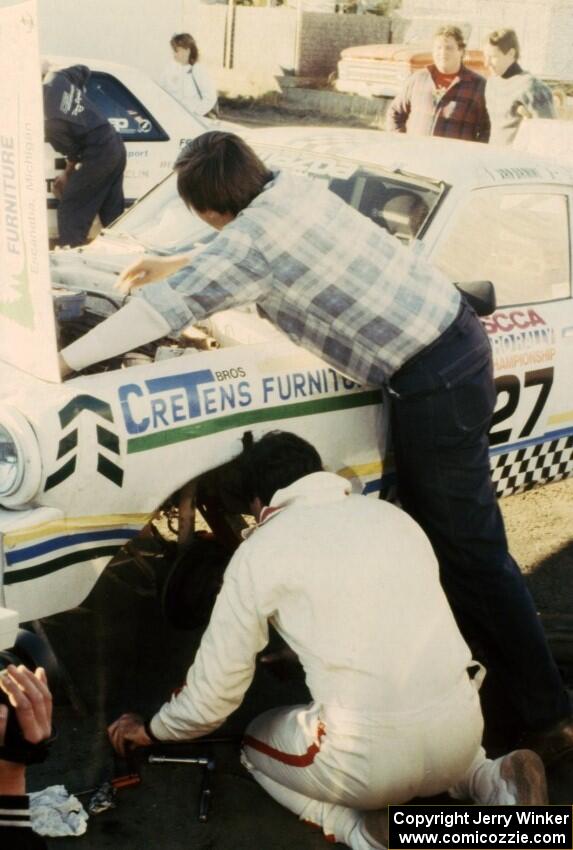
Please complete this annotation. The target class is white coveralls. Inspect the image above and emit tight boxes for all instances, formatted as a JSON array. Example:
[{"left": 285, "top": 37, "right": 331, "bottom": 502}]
[{"left": 149, "top": 472, "right": 512, "bottom": 849}]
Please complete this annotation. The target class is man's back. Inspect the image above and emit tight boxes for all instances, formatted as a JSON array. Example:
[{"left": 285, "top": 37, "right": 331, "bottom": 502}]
[
  {"left": 153, "top": 171, "right": 460, "bottom": 388},
  {"left": 43, "top": 65, "right": 113, "bottom": 159},
  {"left": 242, "top": 472, "right": 471, "bottom": 714},
  {"left": 150, "top": 471, "right": 473, "bottom": 741}
]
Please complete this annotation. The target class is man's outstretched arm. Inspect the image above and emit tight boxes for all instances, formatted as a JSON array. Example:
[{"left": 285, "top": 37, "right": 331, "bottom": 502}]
[
  {"left": 108, "top": 546, "right": 271, "bottom": 751},
  {"left": 60, "top": 229, "right": 270, "bottom": 374}
]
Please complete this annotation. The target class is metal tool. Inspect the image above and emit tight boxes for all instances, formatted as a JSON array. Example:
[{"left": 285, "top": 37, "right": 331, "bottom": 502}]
[
  {"left": 76, "top": 749, "right": 142, "bottom": 815},
  {"left": 148, "top": 754, "right": 215, "bottom": 822},
  {"left": 86, "top": 781, "right": 117, "bottom": 815}
]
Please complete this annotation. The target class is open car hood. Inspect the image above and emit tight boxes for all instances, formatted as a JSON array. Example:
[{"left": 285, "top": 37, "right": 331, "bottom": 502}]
[{"left": 0, "top": 1, "right": 60, "bottom": 383}]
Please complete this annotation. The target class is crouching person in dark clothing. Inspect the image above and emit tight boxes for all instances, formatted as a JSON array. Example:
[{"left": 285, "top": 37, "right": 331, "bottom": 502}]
[
  {"left": 43, "top": 64, "right": 126, "bottom": 247},
  {"left": 0, "top": 666, "right": 53, "bottom": 850}
]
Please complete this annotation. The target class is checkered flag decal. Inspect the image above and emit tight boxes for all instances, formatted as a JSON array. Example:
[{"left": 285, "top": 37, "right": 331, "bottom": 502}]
[{"left": 491, "top": 435, "right": 573, "bottom": 498}]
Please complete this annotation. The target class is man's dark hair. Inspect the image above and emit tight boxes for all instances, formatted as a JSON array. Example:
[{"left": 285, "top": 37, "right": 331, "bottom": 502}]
[
  {"left": 240, "top": 431, "right": 323, "bottom": 507},
  {"left": 433, "top": 24, "right": 466, "bottom": 50},
  {"left": 170, "top": 32, "right": 199, "bottom": 65},
  {"left": 487, "top": 28, "right": 520, "bottom": 60},
  {"left": 175, "top": 132, "right": 273, "bottom": 216}
]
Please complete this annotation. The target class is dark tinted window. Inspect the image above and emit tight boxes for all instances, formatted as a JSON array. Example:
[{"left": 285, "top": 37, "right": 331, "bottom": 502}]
[
  {"left": 86, "top": 72, "right": 168, "bottom": 142},
  {"left": 330, "top": 172, "right": 437, "bottom": 243}
]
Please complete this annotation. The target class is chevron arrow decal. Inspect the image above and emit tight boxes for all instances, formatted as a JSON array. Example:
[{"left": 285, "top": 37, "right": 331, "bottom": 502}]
[
  {"left": 58, "top": 395, "right": 114, "bottom": 428},
  {"left": 45, "top": 395, "right": 124, "bottom": 491}
]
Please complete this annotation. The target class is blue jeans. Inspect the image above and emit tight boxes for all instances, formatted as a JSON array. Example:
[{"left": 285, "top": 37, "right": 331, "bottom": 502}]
[
  {"left": 388, "top": 300, "right": 570, "bottom": 738},
  {"left": 58, "top": 133, "right": 126, "bottom": 248}
]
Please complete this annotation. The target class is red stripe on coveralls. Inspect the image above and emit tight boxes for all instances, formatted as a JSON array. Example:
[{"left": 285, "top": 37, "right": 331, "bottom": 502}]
[
  {"left": 303, "top": 820, "right": 336, "bottom": 842},
  {"left": 243, "top": 723, "right": 326, "bottom": 767}
]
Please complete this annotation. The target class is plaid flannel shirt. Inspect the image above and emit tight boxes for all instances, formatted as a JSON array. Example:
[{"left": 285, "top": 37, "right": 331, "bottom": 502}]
[
  {"left": 387, "top": 65, "right": 490, "bottom": 142},
  {"left": 141, "top": 171, "right": 460, "bottom": 386}
]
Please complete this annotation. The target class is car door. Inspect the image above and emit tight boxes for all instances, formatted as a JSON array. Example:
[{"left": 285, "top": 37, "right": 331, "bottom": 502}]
[
  {"left": 430, "top": 185, "right": 573, "bottom": 496},
  {"left": 85, "top": 72, "right": 171, "bottom": 205}
]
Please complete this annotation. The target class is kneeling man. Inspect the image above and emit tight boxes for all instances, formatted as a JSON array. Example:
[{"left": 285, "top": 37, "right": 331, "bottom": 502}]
[{"left": 109, "top": 432, "right": 547, "bottom": 850}]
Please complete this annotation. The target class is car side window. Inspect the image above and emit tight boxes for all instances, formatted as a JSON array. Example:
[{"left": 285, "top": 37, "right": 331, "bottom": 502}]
[
  {"left": 330, "top": 173, "right": 436, "bottom": 243},
  {"left": 433, "top": 190, "right": 571, "bottom": 306},
  {"left": 86, "top": 72, "right": 168, "bottom": 142}
]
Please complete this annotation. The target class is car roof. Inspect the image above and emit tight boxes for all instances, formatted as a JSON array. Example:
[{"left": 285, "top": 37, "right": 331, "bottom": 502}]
[
  {"left": 44, "top": 54, "right": 160, "bottom": 89},
  {"left": 246, "top": 125, "right": 573, "bottom": 190}
]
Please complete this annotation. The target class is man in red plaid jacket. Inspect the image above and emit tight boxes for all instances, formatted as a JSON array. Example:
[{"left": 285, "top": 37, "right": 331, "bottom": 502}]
[{"left": 387, "top": 24, "right": 490, "bottom": 142}]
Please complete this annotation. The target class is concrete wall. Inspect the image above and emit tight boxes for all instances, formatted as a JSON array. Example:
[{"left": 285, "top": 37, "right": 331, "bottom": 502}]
[
  {"left": 37, "top": 0, "right": 186, "bottom": 80},
  {"left": 33, "top": 0, "right": 573, "bottom": 90},
  {"left": 191, "top": 4, "right": 392, "bottom": 83},
  {"left": 298, "top": 12, "right": 391, "bottom": 76},
  {"left": 183, "top": 1, "right": 227, "bottom": 68},
  {"left": 37, "top": 0, "right": 391, "bottom": 92},
  {"left": 234, "top": 7, "right": 298, "bottom": 75}
]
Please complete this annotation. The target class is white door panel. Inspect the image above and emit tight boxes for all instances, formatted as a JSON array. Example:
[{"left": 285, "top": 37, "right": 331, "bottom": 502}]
[{"left": 430, "top": 185, "right": 573, "bottom": 494}]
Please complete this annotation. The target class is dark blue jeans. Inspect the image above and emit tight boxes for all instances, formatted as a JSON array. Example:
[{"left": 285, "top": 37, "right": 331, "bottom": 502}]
[
  {"left": 388, "top": 300, "right": 570, "bottom": 738},
  {"left": 58, "top": 135, "right": 126, "bottom": 248}
]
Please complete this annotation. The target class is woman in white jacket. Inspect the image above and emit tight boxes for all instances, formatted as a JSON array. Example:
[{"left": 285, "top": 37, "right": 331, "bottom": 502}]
[{"left": 159, "top": 33, "right": 218, "bottom": 117}]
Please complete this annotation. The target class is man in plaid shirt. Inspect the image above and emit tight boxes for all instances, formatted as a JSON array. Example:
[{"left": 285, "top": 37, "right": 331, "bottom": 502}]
[
  {"left": 387, "top": 25, "right": 490, "bottom": 142},
  {"left": 61, "top": 131, "right": 573, "bottom": 765}
]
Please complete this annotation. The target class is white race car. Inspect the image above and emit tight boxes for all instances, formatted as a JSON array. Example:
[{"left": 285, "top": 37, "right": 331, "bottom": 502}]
[
  {"left": 1, "top": 127, "right": 572, "bottom": 651},
  {"left": 44, "top": 56, "right": 215, "bottom": 241}
]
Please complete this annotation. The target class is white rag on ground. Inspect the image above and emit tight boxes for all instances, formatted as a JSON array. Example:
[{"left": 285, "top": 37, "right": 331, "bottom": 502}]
[{"left": 29, "top": 785, "right": 88, "bottom": 837}]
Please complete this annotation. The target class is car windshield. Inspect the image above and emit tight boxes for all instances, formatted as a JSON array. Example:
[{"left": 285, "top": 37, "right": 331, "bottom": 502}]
[
  {"left": 109, "top": 173, "right": 216, "bottom": 253},
  {"left": 111, "top": 145, "right": 442, "bottom": 253}
]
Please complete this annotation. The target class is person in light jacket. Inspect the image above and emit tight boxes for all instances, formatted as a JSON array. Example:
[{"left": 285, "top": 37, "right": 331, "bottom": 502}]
[
  {"left": 484, "top": 28, "right": 556, "bottom": 146},
  {"left": 159, "top": 33, "right": 218, "bottom": 117}
]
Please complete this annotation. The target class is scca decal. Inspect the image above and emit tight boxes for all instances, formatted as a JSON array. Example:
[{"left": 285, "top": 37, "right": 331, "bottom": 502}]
[
  {"left": 482, "top": 309, "right": 546, "bottom": 335},
  {"left": 118, "top": 369, "right": 252, "bottom": 436}
]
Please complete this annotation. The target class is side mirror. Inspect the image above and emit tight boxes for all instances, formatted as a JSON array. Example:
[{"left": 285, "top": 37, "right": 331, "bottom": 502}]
[{"left": 454, "top": 280, "right": 496, "bottom": 317}]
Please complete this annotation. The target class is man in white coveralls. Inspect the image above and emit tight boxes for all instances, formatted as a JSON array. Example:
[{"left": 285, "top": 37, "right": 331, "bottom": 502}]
[{"left": 108, "top": 432, "right": 547, "bottom": 850}]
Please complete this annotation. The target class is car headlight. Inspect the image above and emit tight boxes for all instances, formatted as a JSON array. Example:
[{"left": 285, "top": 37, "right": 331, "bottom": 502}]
[
  {"left": 0, "top": 425, "right": 21, "bottom": 494},
  {"left": 0, "top": 407, "right": 42, "bottom": 508}
]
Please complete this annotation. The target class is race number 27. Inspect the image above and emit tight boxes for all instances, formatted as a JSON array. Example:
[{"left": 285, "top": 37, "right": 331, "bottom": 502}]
[{"left": 489, "top": 367, "right": 554, "bottom": 446}]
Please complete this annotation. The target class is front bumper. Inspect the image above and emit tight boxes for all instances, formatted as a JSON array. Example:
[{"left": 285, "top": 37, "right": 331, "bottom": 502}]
[{"left": 0, "top": 506, "right": 141, "bottom": 648}]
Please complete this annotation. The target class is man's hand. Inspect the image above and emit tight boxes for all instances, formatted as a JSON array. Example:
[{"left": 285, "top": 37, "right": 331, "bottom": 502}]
[
  {"left": 0, "top": 666, "right": 53, "bottom": 795},
  {"left": 0, "top": 667, "right": 52, "bottom": 745},
  {"left": 516, "top": 104, "right": 533, "bottom": 120},
  {"left": 115, "top": 254, "right": 190, "bottom": 296},
  {"left": 52, "top": 161, "right": 77, "bottom": 201},
  {"left": 108, "top": 713, "right": 153, "bottom": 757},
  {"left": 52, "top": 174, "right": 68, "bottom": 201}
]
